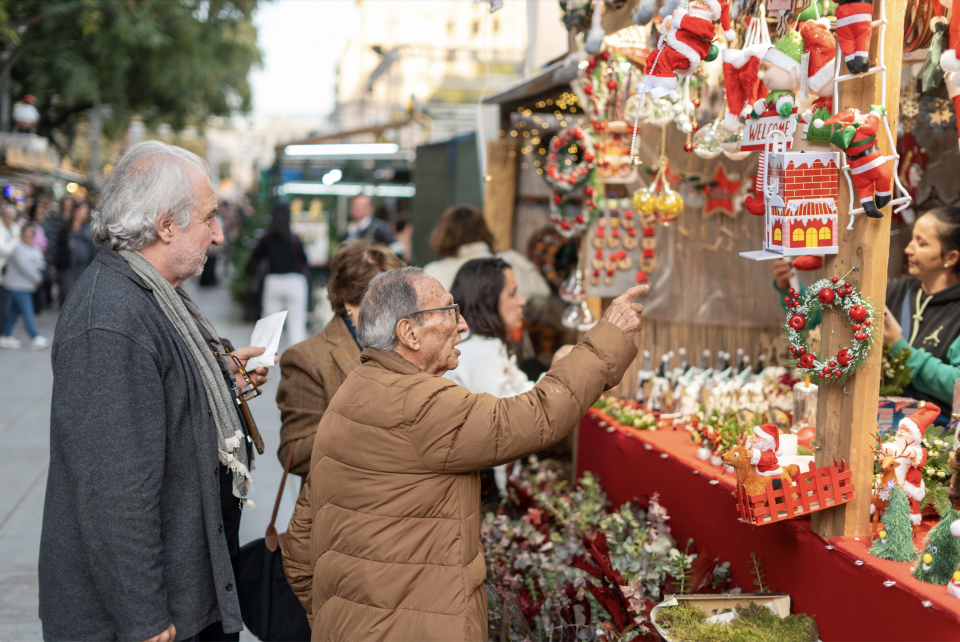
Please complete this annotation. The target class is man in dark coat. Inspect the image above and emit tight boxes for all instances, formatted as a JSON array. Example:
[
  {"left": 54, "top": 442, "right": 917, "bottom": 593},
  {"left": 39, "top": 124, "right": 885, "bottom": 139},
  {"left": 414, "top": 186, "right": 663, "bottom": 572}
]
[
  {"left": 39, "top": 140, "right": 274, "bottom": 642},
  {"left": 339, "top": 194, "right": 402, "bottom": 254}
]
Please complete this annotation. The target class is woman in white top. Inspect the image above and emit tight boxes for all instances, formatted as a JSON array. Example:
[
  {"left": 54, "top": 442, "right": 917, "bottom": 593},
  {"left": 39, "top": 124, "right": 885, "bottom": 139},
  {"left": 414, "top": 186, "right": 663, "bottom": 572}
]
[
  {"left": 423, "top": 204, "right": 551, "bottom": 302},
  {"left": 445, "top": 257, "right": 572, "bottom": 492}
]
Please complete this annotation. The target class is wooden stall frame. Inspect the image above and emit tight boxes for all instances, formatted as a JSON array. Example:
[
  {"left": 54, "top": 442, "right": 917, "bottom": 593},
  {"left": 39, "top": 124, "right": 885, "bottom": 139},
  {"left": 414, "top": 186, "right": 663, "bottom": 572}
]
[{"left": 812, "top": 0, "right": 906, "bottom": 539}]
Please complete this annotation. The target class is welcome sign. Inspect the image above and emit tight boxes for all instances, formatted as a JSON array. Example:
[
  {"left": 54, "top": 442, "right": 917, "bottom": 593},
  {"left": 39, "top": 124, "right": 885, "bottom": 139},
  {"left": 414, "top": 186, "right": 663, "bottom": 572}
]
[{"left": 741, "top": 107, "right": 797, "bottom": 151}]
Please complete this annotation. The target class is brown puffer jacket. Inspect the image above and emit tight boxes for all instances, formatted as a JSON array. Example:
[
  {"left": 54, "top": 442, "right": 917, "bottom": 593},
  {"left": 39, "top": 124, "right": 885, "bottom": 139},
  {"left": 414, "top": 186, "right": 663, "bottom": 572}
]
[{"left": 282, "top": 321, "right": 636, "bottom": 641}]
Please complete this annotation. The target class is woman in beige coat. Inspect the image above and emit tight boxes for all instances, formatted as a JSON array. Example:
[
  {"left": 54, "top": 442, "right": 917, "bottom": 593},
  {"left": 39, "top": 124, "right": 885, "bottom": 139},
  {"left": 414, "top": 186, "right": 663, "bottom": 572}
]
[
  {"left": 276, "top": 241, "right": 403, "bottom": 477},
  {"left": 282, "top": 268, "right": 647, "bottom": 641}
]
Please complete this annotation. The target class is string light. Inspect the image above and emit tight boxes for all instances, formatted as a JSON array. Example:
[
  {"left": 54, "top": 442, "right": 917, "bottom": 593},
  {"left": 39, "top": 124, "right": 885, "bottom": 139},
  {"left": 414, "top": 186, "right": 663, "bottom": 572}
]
[{"left": 507, "top": 92, "right": 581, "bottom": 167}]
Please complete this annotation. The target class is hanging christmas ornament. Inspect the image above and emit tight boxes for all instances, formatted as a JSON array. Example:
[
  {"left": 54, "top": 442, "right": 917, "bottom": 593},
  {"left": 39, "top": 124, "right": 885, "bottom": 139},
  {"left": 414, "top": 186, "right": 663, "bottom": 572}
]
[
  {"left": 692, "top": 119, "right": 724, "bottom": 159},
  {"left": 784, "top": 272, "right": 879, "bottom": 385},
  {"left": 702, "top": 166, "right": 742, "bottom": 217},
  {"left": 638, "top": 0, "right": 735, "bottom": 98},
  {"left": 543, "top": 126, "right": 597, "bottom": 236}
]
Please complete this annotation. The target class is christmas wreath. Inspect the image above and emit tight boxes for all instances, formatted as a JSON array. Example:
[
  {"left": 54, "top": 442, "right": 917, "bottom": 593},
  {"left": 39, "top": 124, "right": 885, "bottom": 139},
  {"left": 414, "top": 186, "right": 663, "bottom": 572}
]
[
  {"left": 783, "top": 276, "right": 879, "bottom": 385},
  {"left": 544, "top": 126, "right": 598, "bottom": 237}
]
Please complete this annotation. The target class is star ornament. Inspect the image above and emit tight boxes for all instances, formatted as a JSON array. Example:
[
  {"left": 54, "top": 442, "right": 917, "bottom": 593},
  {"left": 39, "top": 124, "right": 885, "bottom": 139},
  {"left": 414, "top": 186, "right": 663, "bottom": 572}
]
[{"left": 703, "top": 166, "right": 742, "bottom": 218}]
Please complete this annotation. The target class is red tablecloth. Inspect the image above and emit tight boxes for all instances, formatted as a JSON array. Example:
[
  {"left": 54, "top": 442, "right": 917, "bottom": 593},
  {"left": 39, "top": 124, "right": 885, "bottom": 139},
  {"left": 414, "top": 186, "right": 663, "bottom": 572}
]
[{"left": 577, "top": 408, "right": 958, "bottom": 641}]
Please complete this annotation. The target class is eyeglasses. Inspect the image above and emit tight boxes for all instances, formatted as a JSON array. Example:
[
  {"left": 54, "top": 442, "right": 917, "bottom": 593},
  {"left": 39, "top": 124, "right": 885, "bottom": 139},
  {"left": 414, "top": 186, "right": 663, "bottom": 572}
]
[
  {"left": 213, "top": 343, "right": 265, "bottom": 455},
  {"left": 410, "top": 303, "right": 460, "bottom": 324}
]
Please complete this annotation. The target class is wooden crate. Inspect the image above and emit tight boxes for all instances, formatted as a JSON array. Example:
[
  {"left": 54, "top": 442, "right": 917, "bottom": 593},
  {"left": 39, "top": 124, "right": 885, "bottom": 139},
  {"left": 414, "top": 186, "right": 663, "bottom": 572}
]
[
  {"left": 651, "top": 593, "right": 792, "bottom": 641},
  {"left": 735, "top": 458, "right": 856, "bottom": 525}
]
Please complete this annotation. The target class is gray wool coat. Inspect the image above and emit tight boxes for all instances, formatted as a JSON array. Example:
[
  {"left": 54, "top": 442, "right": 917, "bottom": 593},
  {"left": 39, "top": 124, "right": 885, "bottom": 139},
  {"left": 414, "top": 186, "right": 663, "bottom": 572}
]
[{"left": 39, "top": 246, "right": 243, "bottom": 641}]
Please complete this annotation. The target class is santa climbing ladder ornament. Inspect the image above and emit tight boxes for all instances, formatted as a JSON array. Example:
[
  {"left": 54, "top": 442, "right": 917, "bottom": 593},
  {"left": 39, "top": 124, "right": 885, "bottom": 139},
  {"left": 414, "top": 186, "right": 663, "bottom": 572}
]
[
  {"left": 782, "top": 272, "right": 879, "bottom": 385},
  {"left": 826, "top": 0, "right": 912, "bottom": 226},
  {"left": 638, "top": 0, "right": 735, "bottom": 98}
]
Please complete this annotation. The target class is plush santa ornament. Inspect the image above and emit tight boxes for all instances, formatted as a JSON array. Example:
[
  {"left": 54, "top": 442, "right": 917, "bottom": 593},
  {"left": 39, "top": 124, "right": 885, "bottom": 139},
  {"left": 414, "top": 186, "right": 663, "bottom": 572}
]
[
  {"left": 940, "top": 0, "right": 960, "bottom": 74},
  {"left": 814, "top": 105, "right": 892, "bottom": 218},
  {"left": 798, "top": 19, "right": 838, "bottom": 144},
  {"left": 883, "top": 402, "right": 938, "bottom": 527},
  {"left": 721, "top": 43, "right": 772, "bottom": 132},
  {"left": 640, "top": 0, "right": 736, "bottom": 98},
  {"left": 835, "top": 0, "right": 875, "bottom": 74},
  {"left": 749, "top": 30, "right": 804, "bottom": 119},
  {"left": 748, "top": 423, "right": 784, "bottom": 477}
]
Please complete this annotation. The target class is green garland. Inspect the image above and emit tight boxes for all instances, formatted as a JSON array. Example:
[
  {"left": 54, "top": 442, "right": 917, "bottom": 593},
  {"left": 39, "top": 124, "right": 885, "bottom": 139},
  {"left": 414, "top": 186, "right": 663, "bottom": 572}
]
[{"left": 782, "top": 276, "right": 879, "bottom": 386}]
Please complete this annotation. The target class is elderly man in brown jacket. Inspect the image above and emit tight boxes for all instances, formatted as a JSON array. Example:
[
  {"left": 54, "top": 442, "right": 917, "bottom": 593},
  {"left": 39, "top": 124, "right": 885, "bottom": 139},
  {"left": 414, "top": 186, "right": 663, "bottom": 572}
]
[{"left": 282, "top": 267, "right": 646, "bottom": 641}]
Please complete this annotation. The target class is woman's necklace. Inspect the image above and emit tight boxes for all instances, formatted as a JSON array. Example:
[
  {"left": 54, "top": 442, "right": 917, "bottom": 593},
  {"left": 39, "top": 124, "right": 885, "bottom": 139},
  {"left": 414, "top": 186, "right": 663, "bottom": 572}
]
[{"left": 908, "top": 287, "right": 934, "bottom": 346}]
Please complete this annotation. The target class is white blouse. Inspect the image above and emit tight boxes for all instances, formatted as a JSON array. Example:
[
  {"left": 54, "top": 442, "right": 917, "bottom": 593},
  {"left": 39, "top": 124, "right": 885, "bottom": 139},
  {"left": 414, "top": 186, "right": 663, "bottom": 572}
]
[{"left": 444, "top": 334, "right": 535, "bottom": 398}]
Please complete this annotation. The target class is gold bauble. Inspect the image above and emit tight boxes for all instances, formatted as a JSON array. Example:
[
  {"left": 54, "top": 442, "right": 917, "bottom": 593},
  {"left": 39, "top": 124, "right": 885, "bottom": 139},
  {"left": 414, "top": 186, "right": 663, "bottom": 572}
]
[
  {"left": 656, "top": 191, "right": 684, "bottom": 222},
  {"left": 633, "top": 188, "right": 657, "bottom": 215}
]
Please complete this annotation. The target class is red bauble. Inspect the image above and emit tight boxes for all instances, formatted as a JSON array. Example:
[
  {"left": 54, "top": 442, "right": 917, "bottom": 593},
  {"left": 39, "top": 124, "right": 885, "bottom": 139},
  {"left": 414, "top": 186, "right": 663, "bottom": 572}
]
[
  {"left": 601, "top": 51, "right": 610, "bottom": 61},
  {"left": 818, "top": 287, "right": 836, "bottom": 305},
  {"left": 799, "top": 347, "right": 807, "bottom": 354},
  {"left": 831, "top": 277, "right": 839, "bottom": 283},
  {"left": 692, "top": 98, "right": 701, "bottom": 108},
  {"left": 784, "top": 296, "right": 791, "bottom": 303},
  {"left": 561, "top": 221, "right": 570, "bottom": 230},
  {"left": 864, "top": 319, "right": 872, "bottom": 326},
  {"left": 585, "top": 186, "right": 595, "bottom": 197},
  {"left": 584, "top": 85, "right": 594, "bottom": 95},
  {"left": 799, "top": 353, "right": 816, "bottom": 369},
  {"left": 691, "top": 122, "right": 699, "bottom": 133},
  {"left": 684, "top": 142, "right": 693, "bottom": 153},
  {"left": 789, "top": 314, "right": 806, "bottom": 330},
  {"left": 828, "top": 360, "right": 837, "bottom": 368},
  {"left": 837, "top": 348, "right": 852, "bottom": 366},
  {"left": 835, "top": 369, "right": 843, "bottom": 377},
  {"left": 788, "top": 288, "right": 796, "bottom": 295},
  {"left": 836, "top": 287, "right": 846, "bottom": 297},
  {"left": 607, "top": 79, "right": 618, "bottom": 90},
  {"left": 789, "top": 346, "right": 798, "bottom": 354},
  {"left": 852, "top": 324, "right": 862, "bottom": 331},
  {"left": 553, "top": 194, "right": 562, "bottom": 204},
  {"left": 849, "top": 304, "right": 868, "bottom": 322},
  {"left": 584, "top": 152, "right": 596, "bottom": 162}
]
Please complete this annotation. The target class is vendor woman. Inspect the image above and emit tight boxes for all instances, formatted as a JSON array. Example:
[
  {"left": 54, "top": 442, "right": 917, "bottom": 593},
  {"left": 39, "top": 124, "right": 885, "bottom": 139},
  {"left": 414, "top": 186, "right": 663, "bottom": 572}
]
[{"left": 773, "top": 207, "right": 960, "bottom": 423}]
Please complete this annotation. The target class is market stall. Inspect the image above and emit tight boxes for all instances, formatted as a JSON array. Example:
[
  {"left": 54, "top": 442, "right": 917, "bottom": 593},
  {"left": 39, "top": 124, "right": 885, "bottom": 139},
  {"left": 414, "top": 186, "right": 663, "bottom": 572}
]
[{"left": 476, "top": 0, "right": 960, "bottom": 638}]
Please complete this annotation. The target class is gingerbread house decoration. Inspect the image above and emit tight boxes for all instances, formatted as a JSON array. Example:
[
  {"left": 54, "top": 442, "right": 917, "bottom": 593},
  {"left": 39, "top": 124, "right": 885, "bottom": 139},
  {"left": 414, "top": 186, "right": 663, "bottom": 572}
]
[{"left": 763, "top": 151, "right": 840, "bottom": 256}]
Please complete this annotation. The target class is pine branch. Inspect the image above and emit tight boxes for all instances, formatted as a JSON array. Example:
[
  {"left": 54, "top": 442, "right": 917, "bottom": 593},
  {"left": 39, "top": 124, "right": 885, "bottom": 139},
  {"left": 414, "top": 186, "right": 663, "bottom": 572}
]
[{"left": 750, "top": 553, "right": 768, "bottom": 593}]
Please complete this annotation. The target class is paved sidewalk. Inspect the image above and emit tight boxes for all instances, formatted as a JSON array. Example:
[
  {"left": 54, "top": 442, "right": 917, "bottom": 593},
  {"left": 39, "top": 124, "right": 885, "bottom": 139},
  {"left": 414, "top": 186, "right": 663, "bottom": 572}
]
[{"left": 0, "top": 282, "right": 300, "bottom": 641}]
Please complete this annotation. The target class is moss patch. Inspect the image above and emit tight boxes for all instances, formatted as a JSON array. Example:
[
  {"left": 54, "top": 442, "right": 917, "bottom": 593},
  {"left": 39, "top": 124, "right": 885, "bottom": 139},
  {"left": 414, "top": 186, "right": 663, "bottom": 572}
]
[{"left": 656, "top": 602, "right": 818, "bottom": 642}]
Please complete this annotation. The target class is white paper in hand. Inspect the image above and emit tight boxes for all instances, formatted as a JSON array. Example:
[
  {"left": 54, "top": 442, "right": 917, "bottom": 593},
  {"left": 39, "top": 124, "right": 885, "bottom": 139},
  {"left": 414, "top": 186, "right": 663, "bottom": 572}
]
[{"left": 246, "top": 311, "right": 287, "bottom": 369}]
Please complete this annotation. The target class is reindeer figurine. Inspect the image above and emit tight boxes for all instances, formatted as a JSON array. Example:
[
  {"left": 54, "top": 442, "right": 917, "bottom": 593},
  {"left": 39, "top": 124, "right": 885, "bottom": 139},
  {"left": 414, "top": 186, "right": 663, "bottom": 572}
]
[
  {"left": 722, "top": 432, "right": 799, "bottom": 504},
  {"left": 869, "top": 434, "right": 915, "bottom": 540}
]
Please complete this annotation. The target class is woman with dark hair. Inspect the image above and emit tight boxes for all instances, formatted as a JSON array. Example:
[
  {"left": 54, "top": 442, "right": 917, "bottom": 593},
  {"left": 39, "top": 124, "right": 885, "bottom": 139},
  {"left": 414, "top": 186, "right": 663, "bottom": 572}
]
[
  {"left": 248, "top": 203, "right": 309, "bottom": 345},
  {"left": 54, "top": 199, "right": 96, "bottom": 305},
  {"left": 424, "top": 204, "right": 550, "bottom": 300},
  {"left": 774, "top": 207, "right": 960, "bottom": 422},
  {"left": 276, "top": 240, "right": 404, "bottom": 477},
  {"left": 445, "top": 257, "right": 572, "bottom": 492}
]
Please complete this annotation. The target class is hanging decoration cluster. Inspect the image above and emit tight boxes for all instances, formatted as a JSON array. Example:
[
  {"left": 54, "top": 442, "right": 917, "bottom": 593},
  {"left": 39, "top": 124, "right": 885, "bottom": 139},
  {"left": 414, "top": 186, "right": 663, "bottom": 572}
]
[
  {"left": 544, "top": 126, "right": 597, "bottom": 237},
  {"left": 782, "top": 276, "right": 879, "bottom": 385},
  {"left": 583, "top": 51, "right": 619, "bottom": 130}
]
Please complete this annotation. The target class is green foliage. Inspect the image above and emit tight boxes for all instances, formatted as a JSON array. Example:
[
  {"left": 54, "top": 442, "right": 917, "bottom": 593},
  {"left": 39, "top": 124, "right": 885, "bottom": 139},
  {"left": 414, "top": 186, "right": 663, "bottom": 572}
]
[
  {"left": 913, "top": 507, "right": 960, "bottom": 585},
  {"left": 870, "top": 486, "right": 919, "bottom": 562},
  {"left": 921, "top": 425, "right": 953, "bottom": 491},
  {"left": 1, "top": 0, "right": 262, "bottom": 156},
  {"left": 880, "top": 344, "right": 914, "bottom": 396},
  {"left": 593, "top": 396, "right": 658, "bottom": 431},
  {"left": 797, "top": 445, "right": 812, "bottom": 456},
  {"left": 655, "top": 602, "right": 819, "bottom": 642},
  {"left": 749, "top": 553, "right": 768, "bottom": 593}
]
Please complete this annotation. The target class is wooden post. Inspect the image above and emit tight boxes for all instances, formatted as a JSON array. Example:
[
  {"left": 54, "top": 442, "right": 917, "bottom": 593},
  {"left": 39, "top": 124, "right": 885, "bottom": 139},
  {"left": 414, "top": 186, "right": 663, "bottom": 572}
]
[
  {"left": 811, "top": 0, "right": 906, "bottom": 539},
  {"left": 483, "top": 138, "right": 520, "bottom": 251}
]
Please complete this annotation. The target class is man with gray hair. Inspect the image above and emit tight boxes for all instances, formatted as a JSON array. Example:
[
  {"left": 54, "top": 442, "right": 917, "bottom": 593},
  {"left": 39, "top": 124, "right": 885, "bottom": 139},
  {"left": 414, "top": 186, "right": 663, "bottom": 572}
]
[
  {"left": 39, "top": 140, "right": 274, "bottom": 642},
  {"left": 282, "top": 267, "right": 647, "bottom": 641}
]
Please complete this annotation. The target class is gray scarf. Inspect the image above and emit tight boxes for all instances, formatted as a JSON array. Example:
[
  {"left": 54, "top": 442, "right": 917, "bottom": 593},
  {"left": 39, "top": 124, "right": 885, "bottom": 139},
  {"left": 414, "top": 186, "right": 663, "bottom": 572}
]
[{"left": 120, "top": 249, "right": 254, "bottom": 508}]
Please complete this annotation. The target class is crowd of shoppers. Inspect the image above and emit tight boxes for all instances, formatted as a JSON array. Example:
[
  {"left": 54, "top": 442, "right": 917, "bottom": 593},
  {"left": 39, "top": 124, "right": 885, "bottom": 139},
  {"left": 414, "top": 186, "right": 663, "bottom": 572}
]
[{"left": 34, "top": 139, "right": 652, "bottom": 642}]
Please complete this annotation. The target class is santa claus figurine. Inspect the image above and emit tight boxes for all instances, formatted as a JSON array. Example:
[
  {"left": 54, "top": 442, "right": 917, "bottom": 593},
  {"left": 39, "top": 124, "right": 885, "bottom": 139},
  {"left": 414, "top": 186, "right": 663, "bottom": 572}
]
[
  {"left": 814, "top": 105, "right": 892, "bottom": 218},
  {"left": 721, "top": 43, "right": 771, "bottom": 133},
  {"left": 639, "top": 0, "right": 736, "bottom": 98},
  {"left": 835, "top": 0, "right": 875, "bottom": 74},
  {"left": 882, "top": 402, "right": 938, "bottom": 529},
  {"left": 798, "top": 19, "right": 838, "bottom": 144},
  {"left": 749, "top": 30, "right": 804, "bottom": 119},
  {"left": 747, "top": 423, "right": 784, "bottom": 477}
]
